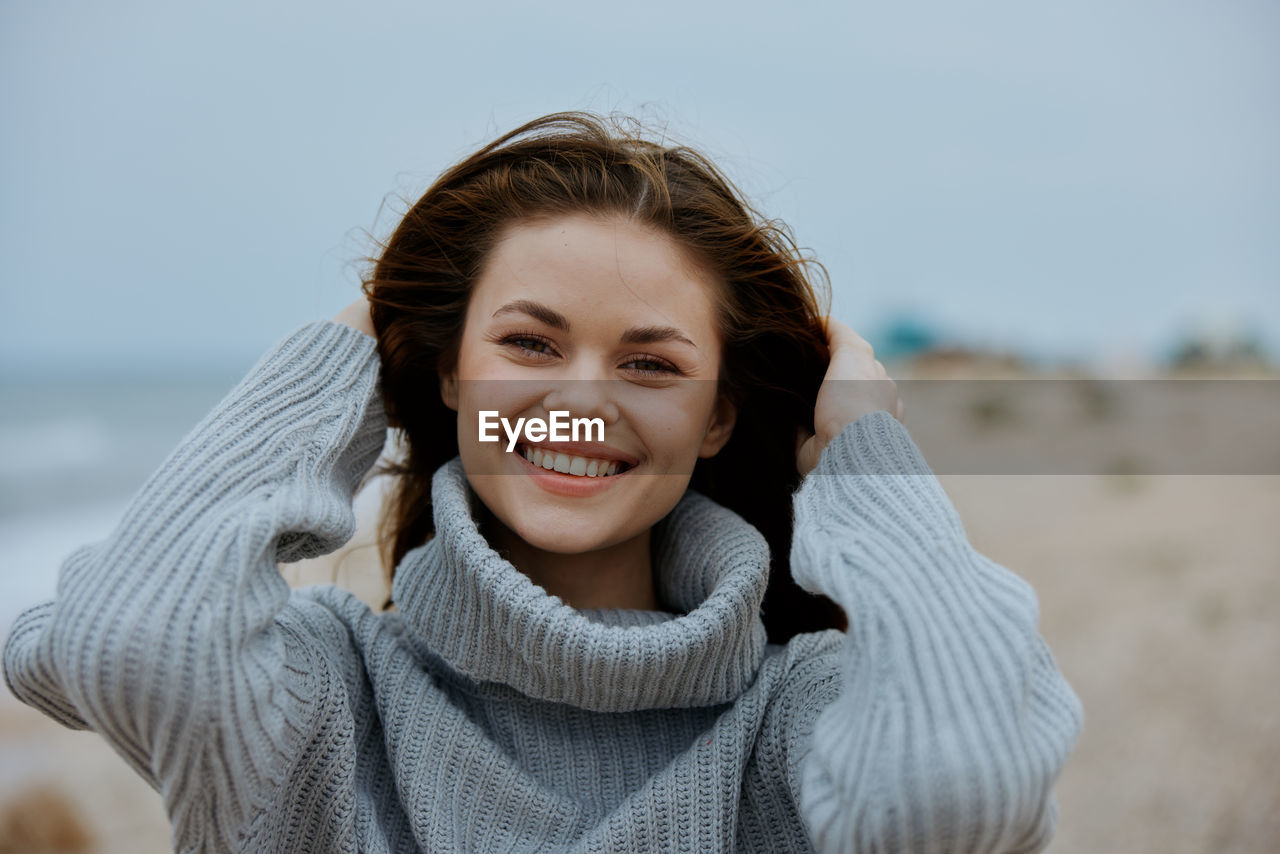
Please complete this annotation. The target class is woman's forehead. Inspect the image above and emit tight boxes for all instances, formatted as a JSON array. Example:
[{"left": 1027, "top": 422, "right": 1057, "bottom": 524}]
[{"left": 472, "top": 214, "right": 722, "bottom": 335}]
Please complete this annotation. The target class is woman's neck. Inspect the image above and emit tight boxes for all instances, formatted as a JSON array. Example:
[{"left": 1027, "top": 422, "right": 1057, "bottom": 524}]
[{"left": 479, "top": 509, "right": 662, "bottom": 611}]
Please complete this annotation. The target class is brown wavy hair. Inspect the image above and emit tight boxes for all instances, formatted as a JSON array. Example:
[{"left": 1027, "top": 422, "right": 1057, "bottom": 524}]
[{"left": 364, "top": 111, "right": 847, "bottom": 644}]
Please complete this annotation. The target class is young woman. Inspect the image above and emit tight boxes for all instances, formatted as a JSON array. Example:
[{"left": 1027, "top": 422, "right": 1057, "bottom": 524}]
[{"left": 3, "top": 112, "right": 1081, "bottom": 852}]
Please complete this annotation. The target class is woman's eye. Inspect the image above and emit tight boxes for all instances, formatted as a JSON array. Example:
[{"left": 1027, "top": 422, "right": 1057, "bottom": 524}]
[
  {"left": 501, "top": 335, "right": 556, "bottom": 357},
  {"left": 516, "top": 338, "right": 549, "bottom": 353},
  {"left": 622, "top": 356, "right": 678, "bottom": 375}
]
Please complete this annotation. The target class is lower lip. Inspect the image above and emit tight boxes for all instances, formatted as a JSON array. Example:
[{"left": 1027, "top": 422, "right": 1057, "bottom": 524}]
[{"left": 514, "top": 448, "right": 632, "bottom": 498}]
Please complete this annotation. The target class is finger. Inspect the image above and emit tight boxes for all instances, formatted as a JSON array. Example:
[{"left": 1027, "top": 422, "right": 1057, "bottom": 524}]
[
  {"left": 896, "top": 397, "right": 906, "bottom": 423},
  {"left": 824, "top": 317, "right": 872, "bottom": 355}
]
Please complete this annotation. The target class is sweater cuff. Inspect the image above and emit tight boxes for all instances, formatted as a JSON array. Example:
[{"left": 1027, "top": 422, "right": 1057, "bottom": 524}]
[
  {"left": 793, "top": 410, "right": 969, "bottom": 561},
  {"left": 193, "top": 319, "right": 382, "bottom": 464}
]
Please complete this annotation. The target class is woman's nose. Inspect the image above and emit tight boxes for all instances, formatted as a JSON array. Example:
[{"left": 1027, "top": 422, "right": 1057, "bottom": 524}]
[{"left": 542, "top": 379, "right": 621, "bottom": 426}]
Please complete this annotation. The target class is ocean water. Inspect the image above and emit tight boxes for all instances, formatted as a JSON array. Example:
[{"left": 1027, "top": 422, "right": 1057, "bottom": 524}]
[{"left": 0, "top": 377, "right": 239, "bottom": 632}]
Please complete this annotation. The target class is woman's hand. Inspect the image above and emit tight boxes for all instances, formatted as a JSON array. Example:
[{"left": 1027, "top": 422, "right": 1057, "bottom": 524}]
[
  {"left": 333, "top": 294, "right": 376, "bottom": 338},
  {"left": 796, "top": 318, "right": 906, "bottom": 476}
]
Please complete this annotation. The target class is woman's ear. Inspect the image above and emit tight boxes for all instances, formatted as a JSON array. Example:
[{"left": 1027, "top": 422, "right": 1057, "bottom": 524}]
[
  {"left": 439, "top": 369, "right": 459, "bottom": 411},
  {"left": 698, "top": 393, "right": 737, "bottom": 458}
]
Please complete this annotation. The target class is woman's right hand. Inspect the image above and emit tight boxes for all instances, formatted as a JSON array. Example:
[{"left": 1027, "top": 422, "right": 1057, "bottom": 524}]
[{"left": 334, "top": 294, "right": 376, "bottom": 338}]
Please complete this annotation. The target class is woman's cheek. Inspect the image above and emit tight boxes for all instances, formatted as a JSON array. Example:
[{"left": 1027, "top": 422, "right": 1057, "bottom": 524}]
[{"left": 639, "top": 395, "right": 714, "bottom": 471}]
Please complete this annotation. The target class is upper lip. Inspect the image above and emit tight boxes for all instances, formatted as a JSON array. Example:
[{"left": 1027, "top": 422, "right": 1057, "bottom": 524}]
[{"left": 517, "top": 441, "right": 640, "bottom": 467}]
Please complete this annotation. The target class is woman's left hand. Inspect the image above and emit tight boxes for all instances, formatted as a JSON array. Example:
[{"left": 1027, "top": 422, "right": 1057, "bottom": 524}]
[{"left": 796, "top": 317, "right": 906, "bottom": 476}]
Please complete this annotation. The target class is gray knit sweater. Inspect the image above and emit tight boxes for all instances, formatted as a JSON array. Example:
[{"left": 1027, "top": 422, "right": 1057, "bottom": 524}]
[{"left": 3, "top": 320, "right": 1081, "bottom": 853}]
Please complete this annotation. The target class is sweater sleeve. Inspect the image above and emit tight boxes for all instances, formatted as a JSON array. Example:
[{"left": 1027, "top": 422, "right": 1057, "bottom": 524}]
[
  {"left": 784, "top": 410, "right": 1083, "bottom": 853},
  {"left": 1, "top": 320, "right": 387, "bottom": 848}
]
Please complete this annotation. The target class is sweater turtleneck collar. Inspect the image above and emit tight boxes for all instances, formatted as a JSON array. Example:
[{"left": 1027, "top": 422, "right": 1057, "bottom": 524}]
[{"left": 390, "top": 458, "right": 770, "bottom": 713}]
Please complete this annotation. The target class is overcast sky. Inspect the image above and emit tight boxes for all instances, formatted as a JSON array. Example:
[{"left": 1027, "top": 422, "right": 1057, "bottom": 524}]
[{"left": 2, "top": 0, "right": 1276, "bottom": 378}]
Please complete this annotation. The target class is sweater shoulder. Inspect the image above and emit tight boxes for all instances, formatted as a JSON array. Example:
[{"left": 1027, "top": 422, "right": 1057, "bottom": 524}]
[
  {"left": 282, "top": 583, "right": 392, "bottom": 650},
  {"left": 762, "top": 630, "right": 843, "bottom": 705},
  {"left": 747, "top": 632, "right": 845, "bottom": 815}
]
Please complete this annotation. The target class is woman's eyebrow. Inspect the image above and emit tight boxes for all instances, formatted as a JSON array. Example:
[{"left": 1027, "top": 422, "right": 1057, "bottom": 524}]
[
  {"left": 492, "top": 300, "right": 569, "bottom": 331},
  {"left": 620, "top": 326, "right": 697, "bottom": 349},
  {"left": 492, "top": 300, "right": 698, "bottom": 349}
]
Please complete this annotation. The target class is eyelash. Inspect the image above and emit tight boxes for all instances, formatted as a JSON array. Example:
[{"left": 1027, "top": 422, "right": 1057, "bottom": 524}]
[{"left": 494, "top": 332, "right": 684, "bottom": 376}]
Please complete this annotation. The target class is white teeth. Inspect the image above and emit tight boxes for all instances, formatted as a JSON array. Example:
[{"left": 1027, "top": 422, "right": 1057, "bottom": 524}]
[{"left": 520, "top": 445, "right": 628, "bottom": 478}]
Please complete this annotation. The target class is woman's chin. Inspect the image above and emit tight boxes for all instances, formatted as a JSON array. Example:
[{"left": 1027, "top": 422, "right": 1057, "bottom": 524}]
[
  {"left": 516, "top": 533, "right": 611, "bottom": 556},
  {"left": 503, "top": 510, "right": 634, "bottom": 556},
  {"left": 463, "top": 459, "right": 695, "bottom": 560}
]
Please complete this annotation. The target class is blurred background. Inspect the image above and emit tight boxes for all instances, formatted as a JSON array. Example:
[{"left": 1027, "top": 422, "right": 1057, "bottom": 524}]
[{"left": 1, "top": 1, "right": 1276, "bottom": 851}]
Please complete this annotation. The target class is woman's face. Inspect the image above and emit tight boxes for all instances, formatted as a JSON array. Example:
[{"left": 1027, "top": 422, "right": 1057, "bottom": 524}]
[{"left": 441, "top": 212, "right": 736, "bottom": 555}]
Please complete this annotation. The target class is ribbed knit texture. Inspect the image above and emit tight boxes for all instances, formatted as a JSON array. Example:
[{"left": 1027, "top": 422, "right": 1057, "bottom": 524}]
[{"left": 3, "top": 320, "right": 1082, "bottom": 853}]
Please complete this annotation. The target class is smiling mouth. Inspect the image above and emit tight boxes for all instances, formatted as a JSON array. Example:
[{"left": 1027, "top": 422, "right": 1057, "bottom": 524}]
[{"left": 517, "top": 444, "right": 634, "bottom": 478}]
